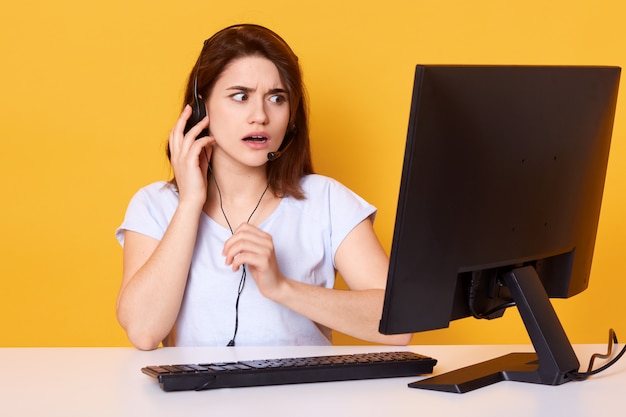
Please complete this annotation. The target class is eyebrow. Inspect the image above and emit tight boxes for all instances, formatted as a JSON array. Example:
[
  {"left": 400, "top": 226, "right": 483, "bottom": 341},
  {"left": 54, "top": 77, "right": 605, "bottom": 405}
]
[{"left": 227, "top": 86, "right": 288, "bottom": 95}]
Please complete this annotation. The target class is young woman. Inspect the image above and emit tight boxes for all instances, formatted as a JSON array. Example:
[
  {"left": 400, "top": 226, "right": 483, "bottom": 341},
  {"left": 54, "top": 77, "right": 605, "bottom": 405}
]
[{"left": 115, "top": 24, "right": 412, "bottom": 350}]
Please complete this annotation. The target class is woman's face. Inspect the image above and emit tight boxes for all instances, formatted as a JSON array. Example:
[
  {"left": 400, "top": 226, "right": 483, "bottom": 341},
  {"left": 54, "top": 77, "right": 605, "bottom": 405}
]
[{"left": 206, "top": 55, "right": 291, "bottom": 167}]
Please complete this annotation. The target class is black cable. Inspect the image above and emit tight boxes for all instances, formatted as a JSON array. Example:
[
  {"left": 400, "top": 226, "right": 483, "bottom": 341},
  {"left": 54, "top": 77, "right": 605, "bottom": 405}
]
[
  {"left": 567, "top": 328, "right": 626, "bottom": 381},
  {"left": 226, "top": 267, "right": 247, "bottom": 347},
  {"left": 206, "top": 153, "right": 269, "bottom": 346},
  {"left": 466, "top": 269, "right": 625, "bottom": 381},
  {"left": 474, "top": 301, "right": 517, "bottom": 319},
  {"left": 468, "top": 272, "right": 515, "bottom": 319}
]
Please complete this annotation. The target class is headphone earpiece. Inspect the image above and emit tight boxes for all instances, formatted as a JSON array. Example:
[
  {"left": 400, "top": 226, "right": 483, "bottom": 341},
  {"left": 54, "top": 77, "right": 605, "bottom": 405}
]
[{"left": 184, "top": 41, "right": 210, "bottom": 139}]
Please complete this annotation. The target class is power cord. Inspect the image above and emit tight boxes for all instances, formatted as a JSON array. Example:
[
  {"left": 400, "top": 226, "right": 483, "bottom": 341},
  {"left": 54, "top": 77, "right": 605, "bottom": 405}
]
[{"left": 567, "top": 328, "right": 626, "bottom": 381}]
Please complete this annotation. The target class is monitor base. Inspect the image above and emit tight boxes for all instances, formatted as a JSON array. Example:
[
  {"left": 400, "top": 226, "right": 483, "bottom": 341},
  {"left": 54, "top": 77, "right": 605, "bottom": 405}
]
[
  {"left": 409, "top": 352, "right": 544, "bottom": 393},
  {"left": 409, "top": 265, "right": 580, "bottom": 394}
]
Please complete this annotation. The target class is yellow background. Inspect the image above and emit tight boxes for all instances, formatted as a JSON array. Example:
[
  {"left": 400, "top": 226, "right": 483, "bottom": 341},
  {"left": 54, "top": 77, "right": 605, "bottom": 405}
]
[{"left": 1, "top": 0, "right": 624, "bottom": 347}]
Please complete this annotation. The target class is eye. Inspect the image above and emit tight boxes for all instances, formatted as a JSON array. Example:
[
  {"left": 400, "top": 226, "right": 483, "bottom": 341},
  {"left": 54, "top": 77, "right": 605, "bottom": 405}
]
[
  {"left": 231, "top": 92, "right": 248, "bottom": 102},
  {"left": 269, "top": 94, "right": 287, "bottom": 104}
]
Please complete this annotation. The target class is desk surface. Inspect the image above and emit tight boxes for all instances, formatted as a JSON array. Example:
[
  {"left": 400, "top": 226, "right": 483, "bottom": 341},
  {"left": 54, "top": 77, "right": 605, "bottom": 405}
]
[{"left": 2, "top": 344, "right": 624, "bottom": 416}]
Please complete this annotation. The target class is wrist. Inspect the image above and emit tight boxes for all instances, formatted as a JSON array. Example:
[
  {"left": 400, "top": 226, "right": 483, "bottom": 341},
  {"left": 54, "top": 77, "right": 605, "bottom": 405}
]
[
  {"left": 176, "top": 197, "right": 205, "bottom": 215},
  {"left": 265, "top": 276, "right": 297, "bottom": 305}
]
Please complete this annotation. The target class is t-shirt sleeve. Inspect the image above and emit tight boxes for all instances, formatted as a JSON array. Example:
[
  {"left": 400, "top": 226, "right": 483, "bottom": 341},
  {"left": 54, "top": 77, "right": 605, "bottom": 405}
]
[
  {"left": 115, "top": 182, "right": 177, "bottom": 246},
  {"left": 325, "top": 177, "right": 377, "bottom": 262}
]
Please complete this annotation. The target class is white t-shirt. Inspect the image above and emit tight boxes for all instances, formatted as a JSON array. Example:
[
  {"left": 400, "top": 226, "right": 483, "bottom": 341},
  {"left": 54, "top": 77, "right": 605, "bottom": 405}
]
[{"left": 116, "top": 174, "right": 376, "bottom": 346}]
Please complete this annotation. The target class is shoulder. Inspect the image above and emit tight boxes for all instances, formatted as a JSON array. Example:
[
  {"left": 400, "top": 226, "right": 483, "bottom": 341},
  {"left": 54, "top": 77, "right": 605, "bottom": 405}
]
[
  {"left": 294, "top": 174, "right": 376, "bottom": 221},
  {"left": 130, "top": 181, "right": 177, "bottom": 203},
  {"left": 134, "top": 180, "right": 177, "bottom": 197},
  {"left": 300, "top": 174, "right": 351, "bottom": 195},
  {"left": 299, "top": 174, "right": 370, "bottom": 206},
  {"left": 117, "top": 181, "right": 178, "bottom": 244},
  {"left": 125, "top": 181, "right": 179, "bottom": 216}
]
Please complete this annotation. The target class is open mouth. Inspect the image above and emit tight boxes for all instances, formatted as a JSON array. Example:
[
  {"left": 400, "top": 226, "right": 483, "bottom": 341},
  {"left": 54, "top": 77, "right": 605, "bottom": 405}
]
[{"left": 243, "top": 135, "right": 268, "bottom": 143}]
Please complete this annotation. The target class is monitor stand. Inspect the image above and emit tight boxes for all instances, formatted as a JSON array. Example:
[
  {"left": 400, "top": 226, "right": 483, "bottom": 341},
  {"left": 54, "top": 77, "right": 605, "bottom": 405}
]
[{"left": 409, "top": 265, "right": 580, "bottom": 393}]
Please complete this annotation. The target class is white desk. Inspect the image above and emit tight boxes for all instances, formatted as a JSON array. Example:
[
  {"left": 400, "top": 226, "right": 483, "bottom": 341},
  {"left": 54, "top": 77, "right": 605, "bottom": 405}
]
[{"left": 2, "top": 344, "right": 623, "bottom": 416}]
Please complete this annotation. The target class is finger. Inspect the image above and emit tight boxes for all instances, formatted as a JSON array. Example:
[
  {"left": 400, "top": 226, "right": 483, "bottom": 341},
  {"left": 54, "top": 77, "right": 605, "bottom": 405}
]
[
  {"left": 172, "top": 120, "right": 212, "bottom": 168},
  {"left": 223, "top": 238, "right": 252, "bottom": 267},
  {"left": 224, "top": 233, "right": 274, "bottom": 273},
  {"left": 170, "top": 105, "right": 193, "bottom": 142},
  {"left": 222, "top": 225, "right": 267, "bottom": 258},
  {"left": 168, "top": 105, "right": 193, "bottom": 155},
  {"left": 193, "top": 129, "right": 214, "bottom": 151},
  {"left": 174, "top": 104, "right": 193, "bottom": 134},
  {"left": 197, "top": 139, "right": 214, "bottom": 177},
  {"left": 228, "top": 245, "right": 272, "bottom": 273},
  {"left": 184, "top": 115, "right": 210, "bottom": 141},
  {"left": 177, "top": 117, "right": 209, "bottom": 159}
]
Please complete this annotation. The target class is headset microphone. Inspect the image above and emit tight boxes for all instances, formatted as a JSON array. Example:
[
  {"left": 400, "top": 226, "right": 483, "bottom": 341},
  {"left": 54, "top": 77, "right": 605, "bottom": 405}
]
[
  {"left": 267, "top": 126, "right": 296, "bottom": 161},
  {"left": 267, "top": 150, "right": 284, "bottom": 161}
]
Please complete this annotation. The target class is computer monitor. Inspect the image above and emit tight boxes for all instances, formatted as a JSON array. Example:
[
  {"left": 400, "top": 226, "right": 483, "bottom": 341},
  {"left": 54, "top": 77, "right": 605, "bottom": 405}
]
[{"left": 379, "top": 65, "right": 621, "bottom": 393}]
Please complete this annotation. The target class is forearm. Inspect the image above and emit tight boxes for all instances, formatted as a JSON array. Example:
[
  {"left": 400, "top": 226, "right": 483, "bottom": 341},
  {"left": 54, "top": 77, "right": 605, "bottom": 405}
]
[
  {"left": 272, "top": 279, "right": 412, "bottom": 345},
  {"left": 116, "top": 202, "right": 202, "bottom": 350}
]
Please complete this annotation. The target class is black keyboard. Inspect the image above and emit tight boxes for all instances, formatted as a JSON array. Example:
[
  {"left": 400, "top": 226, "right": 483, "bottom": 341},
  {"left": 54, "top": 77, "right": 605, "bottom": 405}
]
[{"left": 142, "top": 351, "right": 437, "bottom": 392}]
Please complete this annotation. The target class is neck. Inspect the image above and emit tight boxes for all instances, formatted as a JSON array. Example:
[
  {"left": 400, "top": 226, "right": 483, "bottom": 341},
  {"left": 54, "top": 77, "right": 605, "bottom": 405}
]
[
  {"left": 208, "top": 167, "right": 269, "bottom": 204},
  {"left": 205, "top": 163, "right": 272, "bottom": 229}
]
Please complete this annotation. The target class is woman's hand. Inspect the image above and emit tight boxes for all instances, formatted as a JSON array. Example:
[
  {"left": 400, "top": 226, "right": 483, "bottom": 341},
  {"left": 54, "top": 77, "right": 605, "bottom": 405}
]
[
  {"left": 222, "top": 223, "right": 285, "bottom": 299},
  {"left": 168, "top": 105, "right": 214, "bottom": 207},
  {"left": 221, "top": 220, "right": 412, "bottom": 345}
]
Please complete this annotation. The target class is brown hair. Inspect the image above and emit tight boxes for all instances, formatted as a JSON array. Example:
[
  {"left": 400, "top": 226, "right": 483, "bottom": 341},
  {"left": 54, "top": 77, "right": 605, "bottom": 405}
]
[{"left": 169, "top": 24, "right": 314, "bottom": 199}]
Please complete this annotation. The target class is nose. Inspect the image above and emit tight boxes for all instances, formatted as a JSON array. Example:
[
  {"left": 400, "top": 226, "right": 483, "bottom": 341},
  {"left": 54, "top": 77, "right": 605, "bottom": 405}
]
[{"left": 248, "top": 97, "right": 269, "bottom": 125}]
